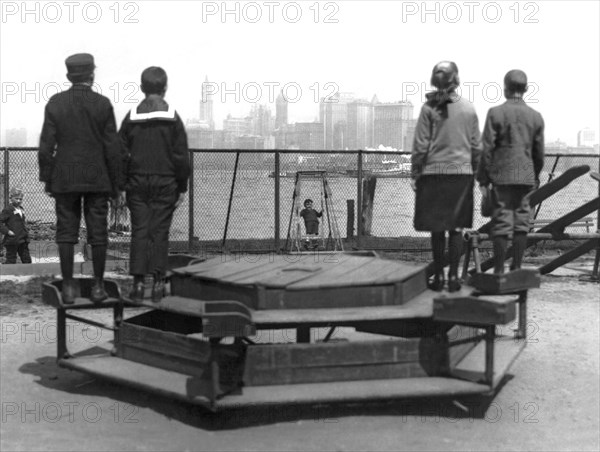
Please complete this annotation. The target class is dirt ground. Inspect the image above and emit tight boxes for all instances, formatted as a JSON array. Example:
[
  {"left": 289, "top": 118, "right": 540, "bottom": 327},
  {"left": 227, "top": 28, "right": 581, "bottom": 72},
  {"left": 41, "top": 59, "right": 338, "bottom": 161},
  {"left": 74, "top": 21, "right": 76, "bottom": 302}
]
[{"left": 1, "top": 255, "right": 599, "bottom": 451}]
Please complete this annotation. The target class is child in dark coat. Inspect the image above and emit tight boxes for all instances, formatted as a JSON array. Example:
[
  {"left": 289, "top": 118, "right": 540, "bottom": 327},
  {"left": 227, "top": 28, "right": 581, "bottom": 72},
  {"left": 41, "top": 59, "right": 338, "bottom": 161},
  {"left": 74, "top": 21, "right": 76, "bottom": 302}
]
[
  {"left": 0, "top": 187, "right": 32, "bottom": 264},
  {"left": 477, "top": 69, "right": 545, "bottom": 273},
  {"left": 119, "top": 66, "right": 190, "bottom": 302},
  {"left": 300, "top": 199, "right": 322, "bottom": 249}
]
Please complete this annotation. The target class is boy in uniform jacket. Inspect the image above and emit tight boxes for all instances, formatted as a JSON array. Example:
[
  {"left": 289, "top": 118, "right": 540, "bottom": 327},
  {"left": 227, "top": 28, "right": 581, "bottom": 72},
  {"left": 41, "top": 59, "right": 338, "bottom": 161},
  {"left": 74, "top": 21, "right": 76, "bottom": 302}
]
[{"left": 119, "top": 66, "right": 190, "bottom": 302}]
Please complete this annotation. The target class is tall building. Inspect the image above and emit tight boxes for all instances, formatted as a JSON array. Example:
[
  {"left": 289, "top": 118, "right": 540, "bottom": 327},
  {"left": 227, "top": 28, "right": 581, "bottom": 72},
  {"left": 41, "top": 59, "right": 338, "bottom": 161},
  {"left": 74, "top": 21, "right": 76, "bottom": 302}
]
[
  {"left": 199, "top": 76, "right": 215, "bottom": 130},
  {"left": 236, "top": 135, "right": 264, "bottom": 150},
  {"left": 347, "top": 100, "right": 374, "bottom": 150},
  {"left": 404, "top": 119, "right": 418, "bottom": 153},
  {"left": 373, "top": 101, "right": 414, "bottom": 151},
  {"left": 320, "top": 92, "right": 355, "bottom": 150},
  {"left": 290, "top": 122, "right": 324, "bottom": 151},
  {"left": 577, "top": 127, "right": 596, "bottom": 147},
  {"left": 223, "top": 114, "right": 253, "bottom": 136},
  {"left": 185, "top": 119, "right": 215, "bottom": 149},
  {"left": 275, "top": 90, "right": 288, "bottom": 130},
  {"left": 250, "top": 104, "right": 273, "bottom": 137}
]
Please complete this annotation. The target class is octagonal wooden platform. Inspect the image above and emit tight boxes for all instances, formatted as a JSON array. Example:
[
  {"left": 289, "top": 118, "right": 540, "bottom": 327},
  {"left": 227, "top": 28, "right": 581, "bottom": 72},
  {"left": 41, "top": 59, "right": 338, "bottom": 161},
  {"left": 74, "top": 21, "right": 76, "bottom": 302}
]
[{"left": 169, "top": 252, "right": 428, "bottom": 310}]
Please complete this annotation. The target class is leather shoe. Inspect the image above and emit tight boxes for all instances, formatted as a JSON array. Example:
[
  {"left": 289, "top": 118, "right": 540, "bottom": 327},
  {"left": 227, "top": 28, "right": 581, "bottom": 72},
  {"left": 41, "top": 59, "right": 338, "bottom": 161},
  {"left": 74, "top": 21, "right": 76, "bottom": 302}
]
[
  {"left": 151, "top": 279, "right": 165, "bottom": 303},
  {"left": 62, "top": 279, "right": 76, "bottom": 305},
  {"left": 129, "top": 282, "right": 145, "bottom": 302},
  {"left": 90, "top": 279, "right": 108, "bottom": 303},
  {"left": 428, "top": 275, "right": 444, "bottom": 292},
  {"left": 448, "top": 276, "right": 462, "bottom": 293}
]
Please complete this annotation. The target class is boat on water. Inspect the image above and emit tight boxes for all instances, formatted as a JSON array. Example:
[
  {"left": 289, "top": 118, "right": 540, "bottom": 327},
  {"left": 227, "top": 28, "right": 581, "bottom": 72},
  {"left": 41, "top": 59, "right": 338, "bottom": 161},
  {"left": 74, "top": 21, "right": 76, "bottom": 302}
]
[
  {"left": 268, "top": 162, "right": 412, "bottom": 179},
  {"left": 367, "top": 163, "right": 412, "bottom": 178},
  {"left": 268, "top": 170, "right": 347, "bottom": 178},
  {"left": 346, "top": 161, "right": 412, "bottom": 178}
]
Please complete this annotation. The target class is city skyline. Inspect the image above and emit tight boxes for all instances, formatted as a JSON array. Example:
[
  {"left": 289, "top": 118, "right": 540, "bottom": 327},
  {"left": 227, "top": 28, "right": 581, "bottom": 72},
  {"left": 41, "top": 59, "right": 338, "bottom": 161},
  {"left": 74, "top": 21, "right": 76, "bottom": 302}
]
[{"left": 1, "top": 1, "right": 599, "bottom": 147}]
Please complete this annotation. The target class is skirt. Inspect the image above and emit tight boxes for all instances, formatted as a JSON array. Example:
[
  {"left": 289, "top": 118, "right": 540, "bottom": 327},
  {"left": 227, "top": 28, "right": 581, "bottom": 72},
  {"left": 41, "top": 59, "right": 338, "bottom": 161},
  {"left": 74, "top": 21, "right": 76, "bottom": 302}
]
[{"left": 414, "top": 174, "right": 474, "bottom": 232}]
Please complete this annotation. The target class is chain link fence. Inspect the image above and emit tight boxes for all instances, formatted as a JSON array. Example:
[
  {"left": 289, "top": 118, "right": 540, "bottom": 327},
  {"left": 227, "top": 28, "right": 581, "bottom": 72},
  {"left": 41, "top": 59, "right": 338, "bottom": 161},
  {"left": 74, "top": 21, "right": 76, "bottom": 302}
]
[{"left": 1, "top": 148, "right": 598, "bottom": 254}]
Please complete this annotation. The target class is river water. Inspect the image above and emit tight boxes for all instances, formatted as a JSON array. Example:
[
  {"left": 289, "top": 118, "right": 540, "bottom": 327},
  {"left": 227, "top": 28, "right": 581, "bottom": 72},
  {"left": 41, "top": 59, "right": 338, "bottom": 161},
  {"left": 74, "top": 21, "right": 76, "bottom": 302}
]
[{"left": 4, "top": 153, "right": 599, "bottom": 241}]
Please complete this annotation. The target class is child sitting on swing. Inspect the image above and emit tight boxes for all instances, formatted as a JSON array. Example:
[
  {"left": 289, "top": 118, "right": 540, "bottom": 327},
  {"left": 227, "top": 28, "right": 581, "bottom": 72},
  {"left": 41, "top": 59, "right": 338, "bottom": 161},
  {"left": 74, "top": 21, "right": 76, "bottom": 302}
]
[{"left": 300, "top": 198, "right": 322, "bottom": 249}]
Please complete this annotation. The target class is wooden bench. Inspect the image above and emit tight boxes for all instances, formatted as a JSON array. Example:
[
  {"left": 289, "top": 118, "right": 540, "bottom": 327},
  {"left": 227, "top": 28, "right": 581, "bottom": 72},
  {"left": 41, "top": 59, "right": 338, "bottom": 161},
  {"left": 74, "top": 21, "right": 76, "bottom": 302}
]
[{"left": 531, "top": 216, "right": 595, "bottom": 232}]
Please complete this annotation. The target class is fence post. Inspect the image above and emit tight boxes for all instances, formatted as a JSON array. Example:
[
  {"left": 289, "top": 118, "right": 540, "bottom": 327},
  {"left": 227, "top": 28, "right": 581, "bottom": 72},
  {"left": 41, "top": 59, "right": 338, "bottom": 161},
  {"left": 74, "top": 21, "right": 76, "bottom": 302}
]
[
  {"left": 593, "top": 157, "right": 600, "bottom": 280},
  {"left": 274, "top": 151, "right": 280, "bottom": 252},
  {"left": 188, "top": 150, "right": 195, "bottom": 254},
  {"left": 3, "top": 148, "right": 9, "bottom": 205},
  {"left": 222, "top": 152, "right": 240, "bottom": 250},
  {"left": 356, "top": 150, "right": 363, "bottom": 249}
]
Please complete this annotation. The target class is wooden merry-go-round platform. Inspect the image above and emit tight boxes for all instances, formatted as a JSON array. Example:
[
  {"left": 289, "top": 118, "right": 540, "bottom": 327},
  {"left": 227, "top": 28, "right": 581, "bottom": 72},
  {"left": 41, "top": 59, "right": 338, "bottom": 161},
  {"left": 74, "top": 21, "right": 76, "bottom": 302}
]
[{"left": 42, "top": 251, "right": 539, "bottom": 412}]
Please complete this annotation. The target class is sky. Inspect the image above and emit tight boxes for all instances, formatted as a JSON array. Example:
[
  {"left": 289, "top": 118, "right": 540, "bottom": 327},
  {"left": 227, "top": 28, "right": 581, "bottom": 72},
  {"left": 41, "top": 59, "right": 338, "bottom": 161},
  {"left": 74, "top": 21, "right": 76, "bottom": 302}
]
[{"left": 1, "top": 0, "right": 599, "bottom": 146}]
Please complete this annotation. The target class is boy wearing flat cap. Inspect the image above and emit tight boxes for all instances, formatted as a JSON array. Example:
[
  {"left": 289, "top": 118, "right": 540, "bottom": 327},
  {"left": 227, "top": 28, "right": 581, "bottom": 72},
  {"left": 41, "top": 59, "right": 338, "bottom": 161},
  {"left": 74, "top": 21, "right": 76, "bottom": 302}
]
[
  {"left": 477, "top": 69, "right": 545, "bottom": 273},
  {"left": 39, "top": 53, "right": 123, "bottom": 303},
  {"left": 119, "top": 66, "right": 190, "bottom": 302}
]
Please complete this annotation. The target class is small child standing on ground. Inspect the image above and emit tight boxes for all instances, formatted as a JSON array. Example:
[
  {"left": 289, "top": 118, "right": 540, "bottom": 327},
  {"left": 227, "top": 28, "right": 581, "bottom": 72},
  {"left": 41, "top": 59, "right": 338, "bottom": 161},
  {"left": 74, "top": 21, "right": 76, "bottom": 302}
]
[
  {"left": 0, "top": 187, "right": 32, "bottom": 264},
  {"left": 300, "top": 199, "right": 322, "bottom": 249}
]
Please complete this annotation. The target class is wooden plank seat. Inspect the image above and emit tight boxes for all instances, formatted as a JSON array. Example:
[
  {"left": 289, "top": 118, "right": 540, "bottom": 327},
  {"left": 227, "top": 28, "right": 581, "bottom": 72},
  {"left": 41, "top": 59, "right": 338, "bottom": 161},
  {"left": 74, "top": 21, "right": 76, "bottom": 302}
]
[
  {"left": 41, "top": 278, "right": 124, "bottom": 360},
  {"left": 42, "top": 279, "right": 121, "bottom": 309},
  {"left": 468, "top": 269, "right": 541, "bottom": 295},
  {"left": 433, "top": 295, "right": 517, "bottom": 326},
  {"left": 124, "top": 296, "right": 256, "bottom": 338},
  {"left": 58, "top": 354, "right": 491, "bottom": 412}
]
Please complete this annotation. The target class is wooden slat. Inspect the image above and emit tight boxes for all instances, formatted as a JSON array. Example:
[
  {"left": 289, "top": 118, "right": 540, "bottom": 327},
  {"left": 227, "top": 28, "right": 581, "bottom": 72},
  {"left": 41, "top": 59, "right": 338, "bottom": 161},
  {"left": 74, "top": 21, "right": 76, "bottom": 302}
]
[
  {"left": 209, "top": 254, "right": 321, "bottom": 284},
  {"left": 251, "top": 288, "right": 435, "bottom": 326},
  {"left": 244, "top": 362, "right": 432, "bottom": 386},
  {"left": 221, "top": 257, "right": 316, "bottom": 284},
  {"left": 285, "top": 256, "right": 376, "bottom": 289},
  {"left": 433, "top": 295, "right": 516, "bottom": 326},
  {"left": 289, "top": 257, "right": 391, "bottom": 289},
  {"left": 469, "top": 269, "right": 540, "bottom": 294},
  {"left": 59, "top": 355, "right": 490, "bottom": 410},
  {"left": 251, "top": 253, "right": 361, "bottom": 288},
  {"left": 246, "top": 338, "right": 421, "bottom": 369},
  {"left": 59, "top": 355, "right": 216, "bottom": 406},
  {"left": 373, "top": 262, "right": 428, "bottom": 284},
  {"left": 128, "top": 296, "right": 252, "bottom": 318},
  {"left": 119, "top": 322, "right": 211, "bottom": 363},
  {"left": 175, "top": 258, "right": 270, "bottom": 281},
  {"left": 173, "top": 254, "right": 317, "bottom": 281},
  {"left": 261, "top": 285, "right": 397, "bottom": 310}
]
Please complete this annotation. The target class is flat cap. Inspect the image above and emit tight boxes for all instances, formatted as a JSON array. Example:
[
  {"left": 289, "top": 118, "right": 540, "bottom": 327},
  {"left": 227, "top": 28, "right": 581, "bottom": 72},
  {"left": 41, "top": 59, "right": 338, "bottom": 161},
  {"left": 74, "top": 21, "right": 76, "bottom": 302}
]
[
  {"left": 504, "top": 69, "right": 528, "bottom": 92},
  {"left": 65, "top": 53, "right": 95, "bottom": 76}
]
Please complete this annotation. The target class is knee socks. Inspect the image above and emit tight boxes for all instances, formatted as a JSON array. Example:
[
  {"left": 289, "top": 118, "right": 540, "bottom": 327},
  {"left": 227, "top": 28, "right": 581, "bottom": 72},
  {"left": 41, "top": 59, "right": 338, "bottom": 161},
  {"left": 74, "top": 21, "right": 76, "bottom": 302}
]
[
  {"left": 511, "top": 232, "right": 528, "bottom": 270},
  {"left": 431, "top": 232, "right": 446, "bottom": 278},
  {"left": 493, "top": 236, "right": 508, "bottom": 274},
  {"left": 58, "top": 243, "right": 74, "bottom": 280},
  {"left": 448, "top": 231, "right": 463, "bottom": 279},
  {"left": 91, "top": 245, "right": 106, "bottom": 280}
]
